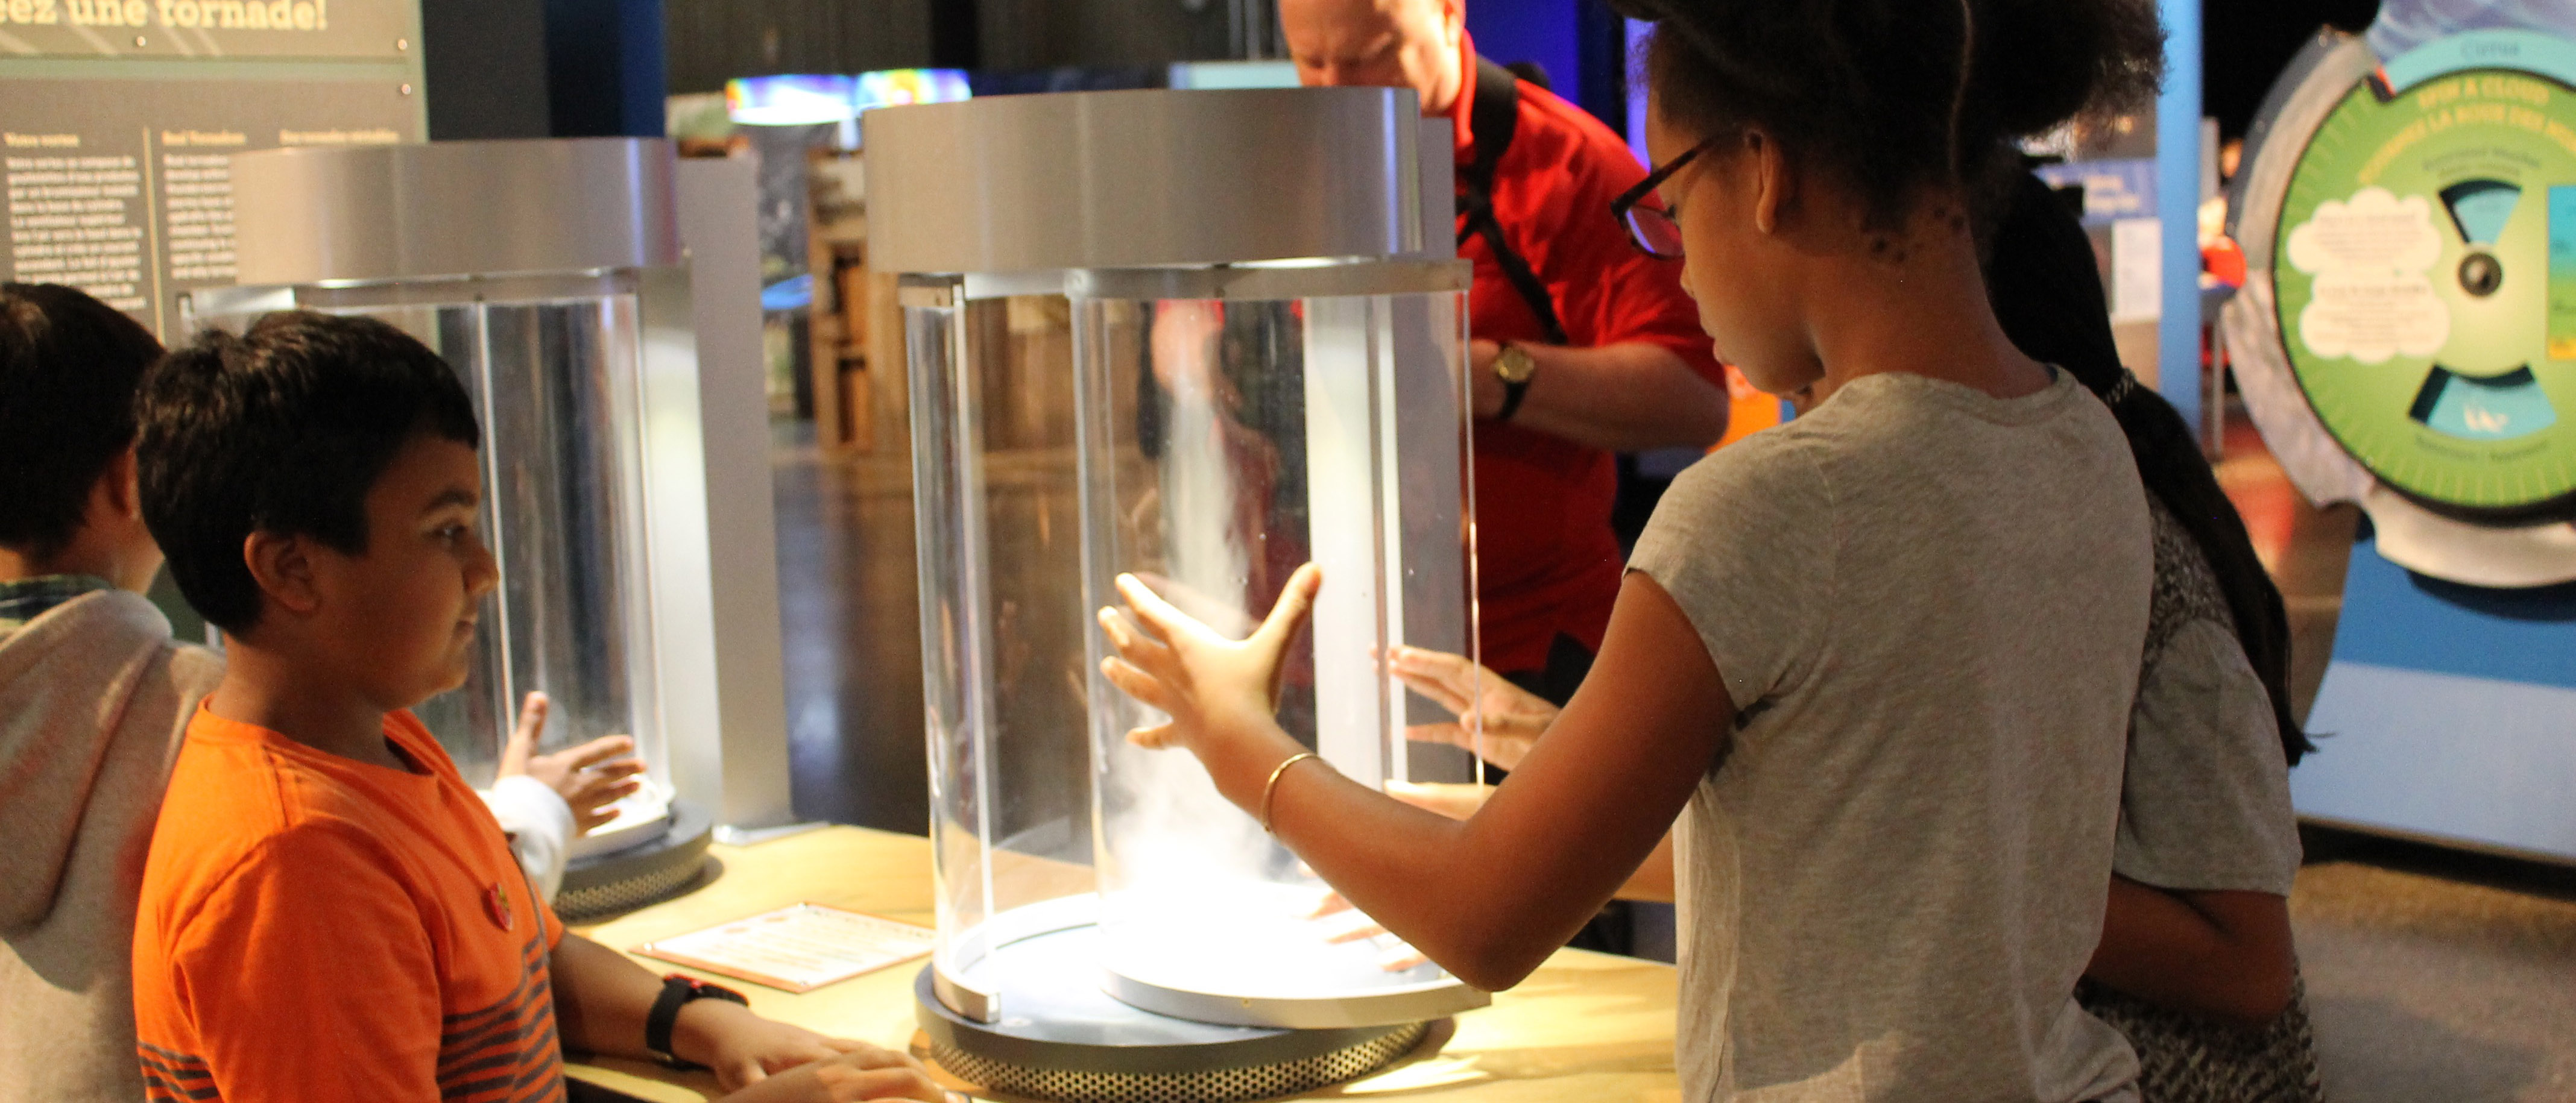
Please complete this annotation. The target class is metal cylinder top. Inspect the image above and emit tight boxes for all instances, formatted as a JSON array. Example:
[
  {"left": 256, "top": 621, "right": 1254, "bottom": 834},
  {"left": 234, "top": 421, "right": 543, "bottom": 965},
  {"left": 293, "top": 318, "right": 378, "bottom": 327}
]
[
  {"left": 863, "top": 87, "right": 1438, "bottom": 275},
  {"left": 229, "top": 138, "right": 683, "bottom": 286}
]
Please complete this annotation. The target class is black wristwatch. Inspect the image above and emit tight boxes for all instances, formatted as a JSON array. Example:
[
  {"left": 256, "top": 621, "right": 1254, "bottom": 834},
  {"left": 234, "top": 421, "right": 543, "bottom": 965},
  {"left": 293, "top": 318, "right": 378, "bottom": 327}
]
[
  {"left": 1493, "top": 342, "right": 1539, "bottom": 421},
  {"left": 646, "top": 974, "right": 750, "bottom": 1069}
]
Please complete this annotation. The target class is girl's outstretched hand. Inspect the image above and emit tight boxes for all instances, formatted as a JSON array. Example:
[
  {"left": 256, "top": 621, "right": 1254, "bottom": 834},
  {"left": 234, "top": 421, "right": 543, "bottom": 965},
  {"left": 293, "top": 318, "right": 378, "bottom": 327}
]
[{"left": 1098, "top": 563, "right": 1322, "bottom": 756}]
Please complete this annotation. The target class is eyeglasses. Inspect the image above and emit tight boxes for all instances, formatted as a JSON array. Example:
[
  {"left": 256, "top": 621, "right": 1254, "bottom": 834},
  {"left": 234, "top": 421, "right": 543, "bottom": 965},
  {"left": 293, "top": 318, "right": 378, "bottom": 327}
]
[{"left": 1611, "top": 142, "right": 1709, "bottom": 260}]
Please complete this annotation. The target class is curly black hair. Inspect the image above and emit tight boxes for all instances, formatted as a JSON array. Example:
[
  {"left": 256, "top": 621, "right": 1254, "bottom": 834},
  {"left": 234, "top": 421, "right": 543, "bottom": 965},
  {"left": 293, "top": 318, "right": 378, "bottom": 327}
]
[
  {"left": 1624, "top": 0, "right": 2164, "bottom": 230},
  {"left": 1624, "top": 1, "right": 2309, "bottom": 765}
]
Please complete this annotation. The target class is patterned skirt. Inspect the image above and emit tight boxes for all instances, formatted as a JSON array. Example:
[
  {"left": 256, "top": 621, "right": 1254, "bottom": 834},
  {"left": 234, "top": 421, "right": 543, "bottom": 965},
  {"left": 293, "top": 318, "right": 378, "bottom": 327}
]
[{"left": 2076, "top": 976, "right": 2326, "bottom": 1103}]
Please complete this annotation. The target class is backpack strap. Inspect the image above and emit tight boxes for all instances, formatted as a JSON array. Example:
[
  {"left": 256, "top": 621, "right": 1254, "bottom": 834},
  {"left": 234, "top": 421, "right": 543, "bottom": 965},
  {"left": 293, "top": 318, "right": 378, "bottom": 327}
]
[{"left": 1455, "top": 57, "right": 1570, "bottom": 346}]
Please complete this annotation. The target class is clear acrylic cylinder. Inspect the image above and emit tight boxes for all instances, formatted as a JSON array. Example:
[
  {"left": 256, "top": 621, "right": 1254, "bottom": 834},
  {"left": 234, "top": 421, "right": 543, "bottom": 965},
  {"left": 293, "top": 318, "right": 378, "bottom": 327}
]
[
  {"left": 1076, "top": 278, "right": 1483, "bottom": 1026},
  {"left": 191, "top": 139, "right": 737, "bottom": 879},
  {"left": 902, "top": 260, "right": 1486, "bottom": 1031},
  {"left": 871, "top": 85, "right": 1488, "bottom": 1035},
  {"left": 903, "top": 283, "right": 1100, "bottom": 1023}
]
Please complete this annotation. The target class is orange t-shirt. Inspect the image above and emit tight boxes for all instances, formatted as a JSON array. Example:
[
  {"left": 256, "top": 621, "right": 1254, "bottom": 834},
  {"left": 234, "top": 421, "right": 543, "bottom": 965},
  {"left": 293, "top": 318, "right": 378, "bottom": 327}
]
[{"left": 131, "top": 706, "right": 566, "bottom": 1102}]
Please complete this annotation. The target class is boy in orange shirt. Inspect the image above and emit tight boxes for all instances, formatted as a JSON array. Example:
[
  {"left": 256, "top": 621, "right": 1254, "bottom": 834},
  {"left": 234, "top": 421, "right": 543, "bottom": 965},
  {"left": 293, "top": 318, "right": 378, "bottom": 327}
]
[{"left": 130, "top": 312, "right": 944, "bottom": 1103}]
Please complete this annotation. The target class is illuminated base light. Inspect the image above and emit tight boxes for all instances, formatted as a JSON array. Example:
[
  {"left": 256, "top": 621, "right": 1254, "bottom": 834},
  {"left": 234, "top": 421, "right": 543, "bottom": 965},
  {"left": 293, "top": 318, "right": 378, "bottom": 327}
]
[{"left": 1097, "top": 881, "right": 1442, "bottom": 999}]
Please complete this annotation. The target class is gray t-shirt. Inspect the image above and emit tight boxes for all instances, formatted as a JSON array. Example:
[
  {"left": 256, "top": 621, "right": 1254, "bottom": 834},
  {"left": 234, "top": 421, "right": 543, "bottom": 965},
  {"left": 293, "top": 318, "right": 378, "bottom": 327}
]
[
  {"left": 2113, "top": 498, "right": 2303, "bottom": 894},
  {"left": 1629, "top": 371, "right": 2152, "bottom": 1103}
]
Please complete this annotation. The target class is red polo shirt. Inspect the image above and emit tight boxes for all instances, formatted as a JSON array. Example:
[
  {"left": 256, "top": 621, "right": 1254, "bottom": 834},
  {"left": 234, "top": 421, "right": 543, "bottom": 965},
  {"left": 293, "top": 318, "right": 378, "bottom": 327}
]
[{"left": 1448, "top": 34, "right": 1725, "bottom": 673}]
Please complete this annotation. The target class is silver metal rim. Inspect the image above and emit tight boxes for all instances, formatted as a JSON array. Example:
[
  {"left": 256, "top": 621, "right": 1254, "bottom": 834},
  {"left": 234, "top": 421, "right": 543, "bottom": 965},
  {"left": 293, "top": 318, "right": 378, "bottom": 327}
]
[
  {"left": 229, "top": 137, "right": 683, "bottom": 286},
  {"left": 554, "top": 798, "right": 713, "bottom": 922},
  {"left": 935, "top": 259, "right": 1473, "bottom": 303},
  {"left": 2224, "top": 31, "right": 2379, "bottom": 514},
  {"left": 1098, "top": 966, "right": 1489, "bottom": 1031},
  {"left": 864, "top": 87, "right": 1445, "bottom": 274},
  {"left": 933, "top": 894, "right": 1105, "bottom": 1024}
]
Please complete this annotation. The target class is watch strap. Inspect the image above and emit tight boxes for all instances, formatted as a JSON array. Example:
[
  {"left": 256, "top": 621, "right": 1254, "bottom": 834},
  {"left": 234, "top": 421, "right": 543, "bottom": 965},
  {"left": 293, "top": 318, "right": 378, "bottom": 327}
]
[
  {"left": 646, "top": 975, "right": 748, "bottom": 1069},
  {"left": 1496, "top": 376, "right": 1533, "bottom": 421},
  {"left": 1492, "top": 343, "right": 1538, "bottom": 422}
]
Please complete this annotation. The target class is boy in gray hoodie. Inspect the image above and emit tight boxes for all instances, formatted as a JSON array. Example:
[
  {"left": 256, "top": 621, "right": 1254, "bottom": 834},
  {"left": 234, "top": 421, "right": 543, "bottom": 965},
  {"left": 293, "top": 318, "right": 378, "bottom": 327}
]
[{"left": 0, "top": 283, "right": 221, "bottom": 1103}]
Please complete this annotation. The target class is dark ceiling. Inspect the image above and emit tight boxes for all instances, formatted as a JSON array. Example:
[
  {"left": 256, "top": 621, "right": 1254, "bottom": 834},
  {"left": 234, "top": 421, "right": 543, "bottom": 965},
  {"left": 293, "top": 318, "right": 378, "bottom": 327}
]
[{"left": 2205, "top": 0, "right": 2384, "bottom": 140}]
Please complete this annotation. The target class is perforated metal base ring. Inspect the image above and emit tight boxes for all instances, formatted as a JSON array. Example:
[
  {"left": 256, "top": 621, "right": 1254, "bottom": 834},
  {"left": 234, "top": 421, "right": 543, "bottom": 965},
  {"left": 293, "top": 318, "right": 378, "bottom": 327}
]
[
  {"left": 554, "top": 798, "right": 712, "bottom": 922},
  {"left": 913, "top": 954, "right": 1430, "bottom": 1103},
  {"left": 927, "top": 1023, "right": 1422, "bottom": 1103}
]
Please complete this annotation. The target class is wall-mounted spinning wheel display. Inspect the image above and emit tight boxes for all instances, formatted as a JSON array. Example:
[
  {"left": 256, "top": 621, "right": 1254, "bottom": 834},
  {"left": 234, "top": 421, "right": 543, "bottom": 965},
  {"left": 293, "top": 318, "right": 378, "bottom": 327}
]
[
  {"left": 2227, "top": 20, "right": 2576, "bottom": 864},
  {"left": 2227, "top": 27, "right": 2576, "bottom": 586}
]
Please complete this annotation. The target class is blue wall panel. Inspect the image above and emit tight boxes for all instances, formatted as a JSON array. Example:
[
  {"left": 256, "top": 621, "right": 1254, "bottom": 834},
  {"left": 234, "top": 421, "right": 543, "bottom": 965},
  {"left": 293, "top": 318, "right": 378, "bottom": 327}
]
[{"left": 1465, "top": 0, "right": 1579, "bottom": 99}]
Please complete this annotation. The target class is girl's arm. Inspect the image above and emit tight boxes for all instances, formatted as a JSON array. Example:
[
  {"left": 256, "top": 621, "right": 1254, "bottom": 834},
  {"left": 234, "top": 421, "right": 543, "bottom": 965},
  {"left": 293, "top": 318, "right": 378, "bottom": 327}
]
[
  {"left": 2086, "top": 877, "right": 2296, "bottom": 1029},
  {"left": 1618, "top": 832, "right": 1679, "bottom": 903},
  {"left": 1384, "top": 782, "right": 1679, "bottom": 905},
  {"left": 1100, "top": 565, "right": 1731, "bottom": 991}
]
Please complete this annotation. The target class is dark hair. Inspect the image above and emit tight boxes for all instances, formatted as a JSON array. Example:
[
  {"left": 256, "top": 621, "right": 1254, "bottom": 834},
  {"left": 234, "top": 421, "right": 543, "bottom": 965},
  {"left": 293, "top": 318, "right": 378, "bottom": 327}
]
[
  {"left": 1627, "top": 0, "right": 2164, "bottom": 230},
  {"left": 1620, "top": 1, "right": 2309, "bottom": 762},
  {"left": 0, "top": 284, "right": 166, "bottom": 559},
  {"left": 136, "top": 311, "right": 479, "bottom": 633},
  {"left": 1986, "top": 170, "right": 2312, "bottom": 766}
]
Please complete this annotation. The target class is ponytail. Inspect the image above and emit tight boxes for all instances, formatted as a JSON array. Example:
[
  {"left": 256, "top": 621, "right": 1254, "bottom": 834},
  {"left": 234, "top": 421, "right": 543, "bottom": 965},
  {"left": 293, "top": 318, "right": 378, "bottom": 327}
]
[{"left": 1986, "top": 172, "right": 2314, "bottom": 765}]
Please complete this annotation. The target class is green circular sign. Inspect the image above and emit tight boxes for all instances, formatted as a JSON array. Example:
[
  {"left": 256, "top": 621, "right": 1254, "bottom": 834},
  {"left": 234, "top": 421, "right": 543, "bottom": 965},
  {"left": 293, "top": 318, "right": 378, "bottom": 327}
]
[{"left": 2274, "top": 66, "right": 2576, "bottom": 521}]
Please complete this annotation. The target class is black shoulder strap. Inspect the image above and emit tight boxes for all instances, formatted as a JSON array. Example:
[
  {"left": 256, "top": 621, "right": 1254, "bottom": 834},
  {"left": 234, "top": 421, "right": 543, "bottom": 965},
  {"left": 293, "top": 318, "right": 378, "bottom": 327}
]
[
  {"left": 1455, "top": 57, "right": 1568, "bottom": 345},
  {"left": 1460, "top": 57, "right": 1520, "bottom": 196}
]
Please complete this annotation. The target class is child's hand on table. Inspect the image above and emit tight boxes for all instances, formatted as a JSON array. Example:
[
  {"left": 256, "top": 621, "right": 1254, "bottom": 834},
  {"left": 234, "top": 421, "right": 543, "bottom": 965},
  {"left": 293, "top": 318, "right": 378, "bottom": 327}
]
[
  {"left": 713, "top": 1047, "right": 950, "bottom": 1102},
  {"left": 686, "top": 1002, "right": 948, "bottom": 1102}
]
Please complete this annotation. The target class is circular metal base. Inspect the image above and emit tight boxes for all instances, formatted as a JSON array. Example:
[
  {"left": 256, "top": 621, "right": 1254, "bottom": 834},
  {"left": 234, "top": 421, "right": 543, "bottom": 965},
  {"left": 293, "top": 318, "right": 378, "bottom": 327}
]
[
  {"left": 914, "top": 926, "right": 1427, "bottom": 1103},
  {"left": 1094, "top": 882, "right": 1489, "bottom": 1030},
  {"left": 555, "top": 797, "right": 712, "bottom": 922}
]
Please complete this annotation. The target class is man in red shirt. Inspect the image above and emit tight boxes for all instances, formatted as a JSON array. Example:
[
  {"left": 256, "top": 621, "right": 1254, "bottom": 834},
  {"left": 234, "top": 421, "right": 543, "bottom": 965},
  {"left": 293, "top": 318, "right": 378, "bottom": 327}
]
[{"left": 1282, "top": 0, "right": 1728, "bottom": 702}]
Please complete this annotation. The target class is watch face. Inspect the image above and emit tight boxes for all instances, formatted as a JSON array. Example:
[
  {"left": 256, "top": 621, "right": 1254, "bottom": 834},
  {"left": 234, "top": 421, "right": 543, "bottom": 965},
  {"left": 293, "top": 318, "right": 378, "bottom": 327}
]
[
  {"left": 2273, "top": 66, "right": 2576, "bottom": 521},
  {"left": 1496, "top": 345, "right": 1537, "bottom": 384}
]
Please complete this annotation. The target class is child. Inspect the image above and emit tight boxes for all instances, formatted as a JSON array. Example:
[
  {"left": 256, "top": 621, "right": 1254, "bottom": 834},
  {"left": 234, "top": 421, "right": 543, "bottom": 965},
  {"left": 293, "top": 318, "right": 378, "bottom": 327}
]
[
  {"left": 1094, "top": 1, "right": 2168, "bottom": 1099},
  {"left": 0, "top": 283, "right": 223, "bottom": 1103},
  {"left": 1389, "top": 174, "right": 2330, "bottom": 1102},
  {"left": 129, "top": 312, "right": 942, "bottom": 1103},
  {"left": 1984, "top": 166, "right": 2325, "bottom": 1103}
]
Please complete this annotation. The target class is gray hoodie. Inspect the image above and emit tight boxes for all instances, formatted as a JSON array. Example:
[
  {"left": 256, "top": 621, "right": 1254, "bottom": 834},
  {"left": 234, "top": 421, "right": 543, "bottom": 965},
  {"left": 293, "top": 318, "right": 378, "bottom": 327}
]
[{"left": 0, "top": 589, "right": 221, "bottom": 1103}]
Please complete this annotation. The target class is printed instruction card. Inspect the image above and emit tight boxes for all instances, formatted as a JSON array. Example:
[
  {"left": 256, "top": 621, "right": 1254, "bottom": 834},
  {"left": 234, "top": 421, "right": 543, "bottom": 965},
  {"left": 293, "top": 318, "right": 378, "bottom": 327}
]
[{"left": 634, "top": 903, "right": 936, "bottom": 993}]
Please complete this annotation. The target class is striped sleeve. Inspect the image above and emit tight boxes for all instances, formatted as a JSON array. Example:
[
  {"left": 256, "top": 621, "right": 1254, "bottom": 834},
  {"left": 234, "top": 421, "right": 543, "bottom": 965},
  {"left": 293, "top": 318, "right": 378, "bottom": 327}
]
[
  {"left": 435, "top": 925, "right": 565, "bottom": 1102},
  {"left": 137, "top": 1041, "right": 215, "bottom": 1102}
]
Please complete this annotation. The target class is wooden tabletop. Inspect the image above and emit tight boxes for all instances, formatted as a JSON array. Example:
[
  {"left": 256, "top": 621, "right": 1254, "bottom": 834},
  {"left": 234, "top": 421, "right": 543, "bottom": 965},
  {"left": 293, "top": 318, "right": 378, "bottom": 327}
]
[{"left": 565, "top": 825, "right": 1681, "bottom": 1102}]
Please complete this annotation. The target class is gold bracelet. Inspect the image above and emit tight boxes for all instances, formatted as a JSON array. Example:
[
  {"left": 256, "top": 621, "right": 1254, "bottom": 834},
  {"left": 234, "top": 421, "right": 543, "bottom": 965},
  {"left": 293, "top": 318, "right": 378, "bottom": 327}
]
[{"left": 1259, "top": 752, "right": 1322, "bottom": 833}]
